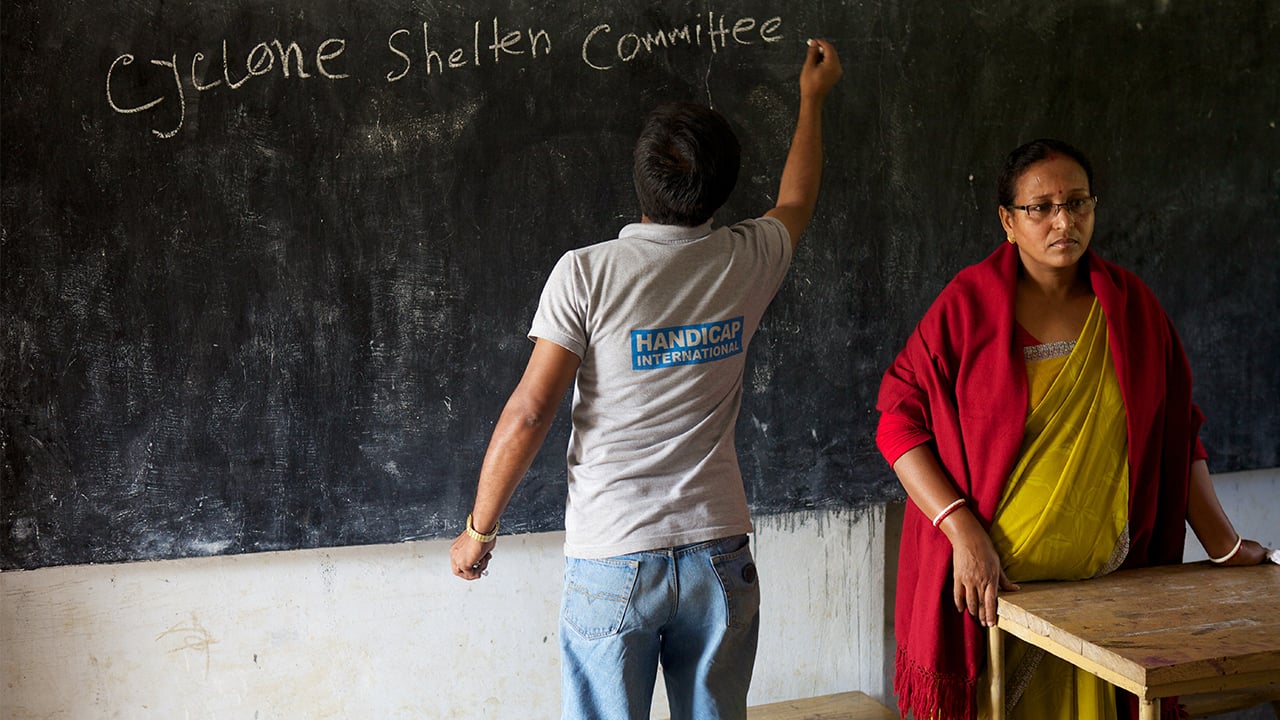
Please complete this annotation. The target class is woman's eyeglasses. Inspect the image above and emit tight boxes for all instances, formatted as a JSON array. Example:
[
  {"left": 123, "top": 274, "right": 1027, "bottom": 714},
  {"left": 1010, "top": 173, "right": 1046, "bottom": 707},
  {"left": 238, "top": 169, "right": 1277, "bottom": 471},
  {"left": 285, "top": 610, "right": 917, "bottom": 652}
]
[{"left": 1006, "top": 196, "right": 1098, "bottom": 222}]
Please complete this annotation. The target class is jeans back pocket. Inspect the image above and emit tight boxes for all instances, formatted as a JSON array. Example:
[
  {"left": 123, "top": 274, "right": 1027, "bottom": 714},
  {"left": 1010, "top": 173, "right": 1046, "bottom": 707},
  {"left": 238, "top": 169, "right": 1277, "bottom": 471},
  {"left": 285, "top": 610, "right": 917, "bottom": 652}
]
[
  {"left": 711, "top": 538, "right": 760, "bottom": 630},
  {"left": 561, "top": 556, "right": 640, "bottom": 640}
]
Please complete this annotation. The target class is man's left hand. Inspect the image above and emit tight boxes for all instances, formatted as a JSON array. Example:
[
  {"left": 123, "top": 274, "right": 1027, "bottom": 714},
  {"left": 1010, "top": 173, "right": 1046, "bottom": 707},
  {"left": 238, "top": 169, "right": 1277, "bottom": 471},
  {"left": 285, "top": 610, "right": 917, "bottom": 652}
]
[{"left": 451, "top": 534, "right": 495, "bottom": 580}]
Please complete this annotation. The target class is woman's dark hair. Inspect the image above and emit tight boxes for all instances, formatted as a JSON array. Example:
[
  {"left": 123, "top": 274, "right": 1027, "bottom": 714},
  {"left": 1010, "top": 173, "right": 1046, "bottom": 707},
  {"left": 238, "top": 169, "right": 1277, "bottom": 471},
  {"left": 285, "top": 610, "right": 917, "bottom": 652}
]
[
  {"left": 633, "top": 103, "right": 741, "bottom": 226},
  {"left": 997, "top": 138, "right": 1094, "bottom": 207}
]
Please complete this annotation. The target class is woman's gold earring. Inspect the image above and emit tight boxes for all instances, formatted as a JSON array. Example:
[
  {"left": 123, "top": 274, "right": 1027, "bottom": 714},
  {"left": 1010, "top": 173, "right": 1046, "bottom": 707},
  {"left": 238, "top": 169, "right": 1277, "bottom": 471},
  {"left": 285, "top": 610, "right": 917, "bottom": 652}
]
[{"left": 1007, "top": 235, "right": 1016, "bottom": 244}]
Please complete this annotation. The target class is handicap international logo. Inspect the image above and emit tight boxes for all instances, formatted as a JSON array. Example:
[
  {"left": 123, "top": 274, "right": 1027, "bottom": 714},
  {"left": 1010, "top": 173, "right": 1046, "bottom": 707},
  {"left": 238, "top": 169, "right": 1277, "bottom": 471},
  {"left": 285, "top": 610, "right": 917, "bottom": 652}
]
[{"left": 631, "top": 317, "right": 744, "bottom": 370}]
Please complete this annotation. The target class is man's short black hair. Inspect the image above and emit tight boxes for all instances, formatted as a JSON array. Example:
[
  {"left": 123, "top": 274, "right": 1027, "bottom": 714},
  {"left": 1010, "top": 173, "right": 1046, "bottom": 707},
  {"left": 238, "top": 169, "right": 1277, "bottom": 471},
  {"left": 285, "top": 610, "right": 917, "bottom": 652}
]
[{"left": 633, "top": 103, "right": 741, "bottom": 227}]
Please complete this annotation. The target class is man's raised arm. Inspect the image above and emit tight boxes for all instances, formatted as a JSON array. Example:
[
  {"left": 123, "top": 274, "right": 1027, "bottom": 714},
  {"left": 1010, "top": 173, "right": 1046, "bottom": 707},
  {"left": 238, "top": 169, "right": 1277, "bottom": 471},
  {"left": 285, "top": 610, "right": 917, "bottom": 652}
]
[{"left": 765, "top": 38, "right": 843, "bottom": 247}]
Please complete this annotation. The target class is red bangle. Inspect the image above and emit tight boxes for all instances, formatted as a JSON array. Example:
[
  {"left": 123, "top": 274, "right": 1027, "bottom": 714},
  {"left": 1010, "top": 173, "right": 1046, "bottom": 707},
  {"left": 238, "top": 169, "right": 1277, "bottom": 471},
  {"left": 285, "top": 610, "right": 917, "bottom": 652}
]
[{"left": 932, "top": 498, "right": 966, "bottom": 528}]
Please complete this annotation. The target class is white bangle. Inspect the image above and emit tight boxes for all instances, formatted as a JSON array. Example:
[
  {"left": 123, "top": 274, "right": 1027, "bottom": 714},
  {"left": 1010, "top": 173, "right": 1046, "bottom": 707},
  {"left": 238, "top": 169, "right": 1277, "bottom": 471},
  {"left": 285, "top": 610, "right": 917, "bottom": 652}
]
[
  {"left": 1208, "top": 534, "right": 1242, "bottom": 564},
  {"left": 932, "top": 498, "right": 967, "bottom": 528}
]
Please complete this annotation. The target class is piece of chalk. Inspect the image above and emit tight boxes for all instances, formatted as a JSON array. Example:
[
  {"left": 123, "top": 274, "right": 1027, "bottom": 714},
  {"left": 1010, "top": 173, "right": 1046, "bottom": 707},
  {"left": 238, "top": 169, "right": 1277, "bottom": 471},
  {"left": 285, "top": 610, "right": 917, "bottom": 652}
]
[{"left": 1268, "top": 547, "right": 1280, "bottom": 565}]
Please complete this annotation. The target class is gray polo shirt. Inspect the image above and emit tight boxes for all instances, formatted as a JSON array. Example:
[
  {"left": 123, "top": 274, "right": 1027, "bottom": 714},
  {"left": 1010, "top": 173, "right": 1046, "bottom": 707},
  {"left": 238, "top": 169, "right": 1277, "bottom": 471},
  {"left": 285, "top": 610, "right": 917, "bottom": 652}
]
[{"left": 529, "top": 216, "right": 792, "bottom": 558}]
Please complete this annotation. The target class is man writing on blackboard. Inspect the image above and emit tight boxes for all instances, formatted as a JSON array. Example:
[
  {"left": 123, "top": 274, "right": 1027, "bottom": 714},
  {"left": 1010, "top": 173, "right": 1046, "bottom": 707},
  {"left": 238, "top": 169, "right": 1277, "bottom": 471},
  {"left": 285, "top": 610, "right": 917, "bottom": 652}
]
[{"left": 451, "top": 39, "right": 842, "bottom": 719}]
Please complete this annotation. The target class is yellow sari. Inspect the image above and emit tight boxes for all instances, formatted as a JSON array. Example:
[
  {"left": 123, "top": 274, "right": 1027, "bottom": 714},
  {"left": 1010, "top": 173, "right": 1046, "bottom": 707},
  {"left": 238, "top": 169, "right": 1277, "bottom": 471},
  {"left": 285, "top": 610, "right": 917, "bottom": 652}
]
[{"left": 978, "top": 299, "right": 1130, "bottom": 720}]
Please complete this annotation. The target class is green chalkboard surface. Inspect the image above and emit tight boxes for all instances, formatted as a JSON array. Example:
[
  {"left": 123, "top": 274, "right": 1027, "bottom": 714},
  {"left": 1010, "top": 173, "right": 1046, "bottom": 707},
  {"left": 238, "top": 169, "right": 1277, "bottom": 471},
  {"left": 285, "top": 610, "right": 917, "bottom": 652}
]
[{"left": 3, "top": 1, "right": 1277, "bottom": 569}]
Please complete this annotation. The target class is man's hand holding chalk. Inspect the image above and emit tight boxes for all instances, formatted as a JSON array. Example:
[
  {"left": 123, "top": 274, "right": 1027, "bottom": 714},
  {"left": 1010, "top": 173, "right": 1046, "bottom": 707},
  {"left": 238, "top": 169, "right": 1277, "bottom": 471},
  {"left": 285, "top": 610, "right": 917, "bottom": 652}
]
[{"left": 802, "top": 38, "right": 843, "bottom": 96}]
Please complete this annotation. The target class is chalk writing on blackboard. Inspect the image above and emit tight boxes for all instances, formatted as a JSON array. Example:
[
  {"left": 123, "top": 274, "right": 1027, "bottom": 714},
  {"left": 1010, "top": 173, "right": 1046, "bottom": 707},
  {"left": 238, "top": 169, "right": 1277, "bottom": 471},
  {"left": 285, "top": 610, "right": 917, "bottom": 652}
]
[
  {"left": 105, "top": 12, "right": 785, "bottom": 139},
  {"left": 106, "top": 39, "right": 349, "bottom": 139},
  {"left": 579, "top": 14, "right": 783, "bottom": 70}
]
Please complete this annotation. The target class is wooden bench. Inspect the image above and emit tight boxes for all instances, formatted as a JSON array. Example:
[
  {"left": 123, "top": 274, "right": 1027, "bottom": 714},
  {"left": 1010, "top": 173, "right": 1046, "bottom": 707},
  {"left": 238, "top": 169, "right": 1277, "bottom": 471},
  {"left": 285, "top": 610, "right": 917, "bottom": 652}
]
[
  {"left": 661, "top": 691, "right": 897, "bottom": 720},
  {"left": 665, "top": 691, "right": 896, "bottom": 717},
  {"left": 745, "top": 692, "right": 898, "bottom": 719}
]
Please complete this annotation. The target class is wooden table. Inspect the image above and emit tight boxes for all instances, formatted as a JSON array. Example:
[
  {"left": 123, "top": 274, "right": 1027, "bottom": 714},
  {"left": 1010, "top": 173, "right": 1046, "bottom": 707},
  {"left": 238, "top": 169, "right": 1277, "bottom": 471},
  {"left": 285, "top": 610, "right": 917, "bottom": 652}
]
[{"left": 989, "top": 562, "right": 1280, "bottom": 720}]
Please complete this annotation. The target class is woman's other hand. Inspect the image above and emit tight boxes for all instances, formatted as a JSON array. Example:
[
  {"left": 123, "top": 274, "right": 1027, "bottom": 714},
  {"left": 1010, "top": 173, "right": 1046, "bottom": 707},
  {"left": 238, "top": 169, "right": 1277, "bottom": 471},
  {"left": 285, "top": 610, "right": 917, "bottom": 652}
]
[
  {"left": 1216, "top": 537, "right": 1269, "bottom": 566},
  {"left": 942, "top": 509, "right": 1020, "bottom": 627},
  {"left": 1187, "top": 459, "right": 1270, "bottom": 567}
]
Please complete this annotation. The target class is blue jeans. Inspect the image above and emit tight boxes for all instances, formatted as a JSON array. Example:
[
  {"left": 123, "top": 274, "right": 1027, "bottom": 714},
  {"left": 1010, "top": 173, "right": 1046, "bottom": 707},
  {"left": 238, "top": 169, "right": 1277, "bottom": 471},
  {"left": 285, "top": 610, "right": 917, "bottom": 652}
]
[{"left": 559, "top": 535, "right": 760, "bottom": 720}]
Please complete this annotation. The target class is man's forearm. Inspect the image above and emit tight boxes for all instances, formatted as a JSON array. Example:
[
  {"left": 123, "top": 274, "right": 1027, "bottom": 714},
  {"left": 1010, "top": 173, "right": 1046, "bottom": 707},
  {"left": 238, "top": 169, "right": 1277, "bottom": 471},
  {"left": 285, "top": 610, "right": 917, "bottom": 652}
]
[
  {"left": 468, "top": 398, "right": 557, "bottom": 532},
  {"left": 465, "top": 338, "right": 580, "bottom": 533},
  {"left": 775, "top": 97, "right": 826, "bottom": 218}
]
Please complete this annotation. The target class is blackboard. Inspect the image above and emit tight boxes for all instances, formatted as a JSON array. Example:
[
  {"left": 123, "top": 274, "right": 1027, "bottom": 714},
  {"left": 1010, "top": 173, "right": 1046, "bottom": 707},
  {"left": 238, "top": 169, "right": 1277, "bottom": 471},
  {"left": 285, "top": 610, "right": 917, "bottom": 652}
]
[{"left": 3, "top": 1, "right": 1277, "bottom": 570}]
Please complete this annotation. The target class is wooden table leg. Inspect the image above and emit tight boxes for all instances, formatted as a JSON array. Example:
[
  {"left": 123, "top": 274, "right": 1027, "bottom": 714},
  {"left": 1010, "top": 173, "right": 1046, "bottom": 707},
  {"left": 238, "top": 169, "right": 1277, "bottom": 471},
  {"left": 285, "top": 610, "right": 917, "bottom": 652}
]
[
  {"left": 1139, "top": 698, "right": 1158, "bottom": 720},
  {"left": 989, "top": 623, "right": 1005, "bottom": 720}
]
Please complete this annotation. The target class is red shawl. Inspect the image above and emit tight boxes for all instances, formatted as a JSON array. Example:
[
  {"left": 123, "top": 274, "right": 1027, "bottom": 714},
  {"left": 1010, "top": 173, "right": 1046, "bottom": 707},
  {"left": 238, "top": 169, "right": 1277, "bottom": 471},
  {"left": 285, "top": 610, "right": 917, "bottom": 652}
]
[{"left": 876, "top": 242, "right": 1204, "bottom": 720}]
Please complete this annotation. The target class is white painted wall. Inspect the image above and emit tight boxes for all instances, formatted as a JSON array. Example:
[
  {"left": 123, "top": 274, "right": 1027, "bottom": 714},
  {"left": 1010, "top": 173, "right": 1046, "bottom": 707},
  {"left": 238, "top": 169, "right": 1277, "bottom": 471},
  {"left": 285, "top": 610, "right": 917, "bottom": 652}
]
[
  {"left": 3, "top": 468, "right": 1275, "bottom": 720},
  {"left": 1, "top": 508, "right": 888, "bottom": 720}
]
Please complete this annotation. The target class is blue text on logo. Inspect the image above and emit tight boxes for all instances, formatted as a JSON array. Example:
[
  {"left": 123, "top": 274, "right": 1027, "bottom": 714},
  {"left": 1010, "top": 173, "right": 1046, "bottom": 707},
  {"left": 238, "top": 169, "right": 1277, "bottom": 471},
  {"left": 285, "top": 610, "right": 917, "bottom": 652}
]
[{"left": 631, "top": 316, "right": 744, "bottom": 370}]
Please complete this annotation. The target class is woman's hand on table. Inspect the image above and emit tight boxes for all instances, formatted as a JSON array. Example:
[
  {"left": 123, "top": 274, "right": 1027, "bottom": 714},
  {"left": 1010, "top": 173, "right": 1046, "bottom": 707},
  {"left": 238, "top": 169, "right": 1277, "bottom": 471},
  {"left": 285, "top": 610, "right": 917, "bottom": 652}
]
[
  {"left": 1217, "top": 538, "right": 1270, "bottom": 566},
  {"left": 943, "top": 510, "right": 1020, "bottom": 627}
]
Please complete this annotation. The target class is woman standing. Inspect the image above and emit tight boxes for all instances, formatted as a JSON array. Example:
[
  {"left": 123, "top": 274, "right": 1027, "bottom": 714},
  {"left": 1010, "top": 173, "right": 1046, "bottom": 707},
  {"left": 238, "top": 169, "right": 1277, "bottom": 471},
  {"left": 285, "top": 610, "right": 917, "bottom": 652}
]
[{"left": 876, "top": 139, "right": 1269, "bottom": 720}]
